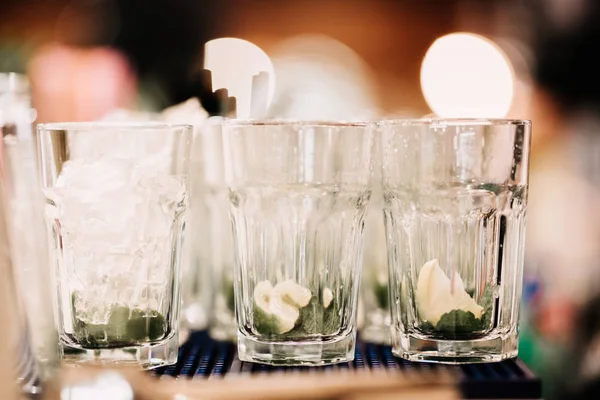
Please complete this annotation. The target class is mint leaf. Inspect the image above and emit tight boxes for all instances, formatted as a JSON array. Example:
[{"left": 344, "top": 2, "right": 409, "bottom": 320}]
[
  {"left": 373, "top": 281, "right": 389, "bottom": 310},
  {"left": 225, "top": 280, "right": 235, "bottom": 313},
  {"left": 252, "top": 302, "right": 278, "bottom": 335},
  {"left": 323, "top": 297, "right": 341, "bottom": 335},
  {"left": 479, "top": 183, "right": 502, "bottom": 195},
  {"left": 296, "top": 297, "right": 320, "bottom": 334},
  {"left": 106, "top": 305, "right": 131, "bottom": 339},
  {"left": 125, "top": 309, "right": 167, "bottom": 341},
  {"left": 293, "top": 296, "right": 341, "bottom": 336},
  {"left": 419, "top": 285, "right": 496, "bottom": 338},
  {"left": 253, "top": 292, "right": 343, "bottom": 338},
  {"left": 420, "top": 320, "right": 435, "bottom": 332},
  {"left": 435, "top": 310, "right": 484, "bottom": 334},
  {"left": 72, "top": 306, "right": 167, "bottom": 348}
]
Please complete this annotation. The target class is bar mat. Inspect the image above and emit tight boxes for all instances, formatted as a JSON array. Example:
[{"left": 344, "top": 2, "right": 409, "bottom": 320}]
[{"left": 153, "top": 331, "right": 541, "bottom": 399}]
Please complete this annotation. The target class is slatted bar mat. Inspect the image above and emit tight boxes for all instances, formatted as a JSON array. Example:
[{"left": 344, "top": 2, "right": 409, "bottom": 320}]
[{"left": 153, "top": 331, "right": 542, "bottom": 399}]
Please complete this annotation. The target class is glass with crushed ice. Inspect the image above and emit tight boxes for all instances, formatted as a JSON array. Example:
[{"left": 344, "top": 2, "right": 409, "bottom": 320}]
[
  {"left": 380, "top": 119, "right": 531, "bottom": 363},
  {"left": 223, "top": 121, "right": 374, "bottom": 366},
  {"left": 37, "top": 122, "right": 192, "bottom": 369}
]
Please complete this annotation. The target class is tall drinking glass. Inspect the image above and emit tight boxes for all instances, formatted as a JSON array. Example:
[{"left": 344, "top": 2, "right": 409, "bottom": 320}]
[
  {"left": 180, "top": 124, "right": 209, "bottom": 333},
  {"left": 181, "top": 117, "right": 237, "bottom": 341},
  {"left": 223, "top": 121, "right": 374, "bottom": 366},
  {"left": 0, "top": 191, "right": 22, "bottom": 400},
  {"left": 37, "top": 122, "right": 192, "bottom": 369},
  {"left": 359, "top": 156, "right": 390, "bottom": 344},
  {"left": 201, "top": 118, "right": 237, "bottom": 341},
  {"left": 1, "top": 73, "right": 58, "bottom": 393},
  {"left": 380, "top": 119, "right": 531, "bottom": 363},
  {"left": 0, "top": 183, "right": 41, "bottom": 396}
]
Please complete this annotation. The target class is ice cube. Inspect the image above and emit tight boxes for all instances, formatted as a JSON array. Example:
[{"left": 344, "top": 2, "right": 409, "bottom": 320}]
[{"left": 45, "top": 146, "right": 187, "bottom": 326}]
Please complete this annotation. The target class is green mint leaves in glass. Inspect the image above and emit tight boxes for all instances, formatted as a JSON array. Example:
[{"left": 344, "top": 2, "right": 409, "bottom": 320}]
[
  {"left": 252, "top": 280, "right": 339, "bottom": 337},
  {"left": 380, "top": 119, "right": 531, "bottom": 364},
  {"left": 223, "top": 121, "right": 374, "bottom": 366},
  {"left": 38, "top": 123, "right": 192, "bottom": 369}
]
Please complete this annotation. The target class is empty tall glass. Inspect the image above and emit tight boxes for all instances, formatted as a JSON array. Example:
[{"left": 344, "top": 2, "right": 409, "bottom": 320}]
[
  {"left": 201, "top": 119, "right": 237, "bottom": 341},
  {"left": 380, "top": 119, "right": 531, "bottom": 363},
  {"left": 182, "top": 117, "right": 237, "bottom": 341},
  {"left": 223, "top": 121, "right": 374, "bottom": 366},
  {"left": 38, "top": 122, "right": 192, "bottom": 369}
]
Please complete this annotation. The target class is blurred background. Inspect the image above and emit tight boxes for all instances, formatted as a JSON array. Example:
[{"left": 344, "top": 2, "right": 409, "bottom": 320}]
[{"left": 2, "top": 0, "right": 600, "bottom": 398}]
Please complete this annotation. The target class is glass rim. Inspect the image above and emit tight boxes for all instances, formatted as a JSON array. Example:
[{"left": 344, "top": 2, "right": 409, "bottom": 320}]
[
  {"left": 378, "top": 118, "right": 531, "bottom": 127},
  {"left": 223, "top": 119, "right": 374, "bottom": 128},
  {"left": 37, "top": 121, "right": 193, "bottom": 131}
]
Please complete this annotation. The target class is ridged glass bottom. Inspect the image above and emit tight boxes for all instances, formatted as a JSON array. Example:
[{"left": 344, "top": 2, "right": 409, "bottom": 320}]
[
  {"left": 237, "top": 330, "right": 356, "bottom": 366},
  {"left": 392, "top": 325, "right": 519, "bottom": 364},
  {"left": 59, "top": 333, "right": 178, "bottom": 370}
]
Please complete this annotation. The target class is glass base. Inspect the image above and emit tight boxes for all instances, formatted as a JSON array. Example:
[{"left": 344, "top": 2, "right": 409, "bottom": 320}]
[
  {"left": 392, "top": 326, "right": 518, "bottom": 364},
  {"left": 59, "top": 333, "right": 178, "bottom": 370},
  {"left": 360, "top": 309, "right": 391, "bottom": 345},
  {"left": 238, "top": 330, "right": 356, "bottom": 366}
]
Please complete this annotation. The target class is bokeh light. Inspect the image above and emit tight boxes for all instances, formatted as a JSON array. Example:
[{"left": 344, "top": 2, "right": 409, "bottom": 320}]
[
  {"left": 28, "top": 44, "right": 137, "bottom": 122},
  {"left": 267, "top": 34, "right": 378, "bottom": 120},
  {"left": 204, "top": 38, "right": 275, "bottom": 119},
  {"left": 420, "top": 32, "right": 515, "bottom": 118}
]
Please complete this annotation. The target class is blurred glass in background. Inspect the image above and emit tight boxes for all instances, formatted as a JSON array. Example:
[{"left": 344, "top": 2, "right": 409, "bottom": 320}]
[
  {"left": 184, "top": 117, "right": 237, "bottom": 341},
  {"left": 0, "top": 72, "right": 58, "bottom": 395},
  {"left": 359, "top": 134, "right": 389, "bottom": 345},
  {"left": 180, "top": 37, "right": 275, "bottom": 337},
  {"left": 0, "top": 187, "right": 23, "bottom": 400}
]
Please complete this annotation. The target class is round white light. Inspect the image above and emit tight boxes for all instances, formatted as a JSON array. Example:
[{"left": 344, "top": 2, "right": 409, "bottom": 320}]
[{"left": 420, "top": 33, "right": 514, "bottom": 118}]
